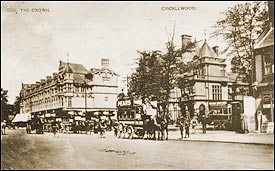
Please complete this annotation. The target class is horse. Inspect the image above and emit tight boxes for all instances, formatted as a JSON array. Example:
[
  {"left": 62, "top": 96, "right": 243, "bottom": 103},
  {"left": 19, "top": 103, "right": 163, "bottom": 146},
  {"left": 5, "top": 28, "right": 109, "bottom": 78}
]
[{"left": 143, "top": 118, "right": 161, "bottom": 140}]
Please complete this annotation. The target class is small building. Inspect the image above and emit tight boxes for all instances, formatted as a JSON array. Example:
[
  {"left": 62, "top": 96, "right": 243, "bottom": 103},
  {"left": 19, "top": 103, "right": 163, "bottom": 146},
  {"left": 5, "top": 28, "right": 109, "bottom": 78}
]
[{"left": 252, "top": 2, "right": 274, "bottom": 132}]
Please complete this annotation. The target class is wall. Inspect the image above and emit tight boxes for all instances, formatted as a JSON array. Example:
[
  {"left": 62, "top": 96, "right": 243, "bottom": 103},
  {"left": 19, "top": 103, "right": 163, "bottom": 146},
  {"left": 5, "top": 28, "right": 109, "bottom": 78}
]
[{"left": 243, "top": 96, "right": 256, "bottom": 132}]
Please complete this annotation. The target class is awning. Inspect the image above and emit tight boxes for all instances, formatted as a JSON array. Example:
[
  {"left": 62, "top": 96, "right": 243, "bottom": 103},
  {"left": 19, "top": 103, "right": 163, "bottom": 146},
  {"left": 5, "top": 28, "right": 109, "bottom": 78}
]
[{"left": 12, "top": 113, "right": 31, "bottom": 123}]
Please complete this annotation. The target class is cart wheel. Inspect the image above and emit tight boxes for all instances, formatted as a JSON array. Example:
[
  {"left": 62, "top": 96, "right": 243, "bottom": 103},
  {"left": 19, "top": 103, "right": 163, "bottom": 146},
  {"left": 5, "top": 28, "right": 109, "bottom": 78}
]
[{"left": 127, "top": 126, "right": 134, "bottom": 139}]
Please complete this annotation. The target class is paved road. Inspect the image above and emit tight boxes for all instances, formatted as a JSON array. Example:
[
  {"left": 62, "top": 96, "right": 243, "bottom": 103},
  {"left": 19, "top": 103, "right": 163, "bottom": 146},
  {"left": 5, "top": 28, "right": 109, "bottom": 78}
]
[{"left": 2, "top": 130, "right": 274, "bottom": 170}]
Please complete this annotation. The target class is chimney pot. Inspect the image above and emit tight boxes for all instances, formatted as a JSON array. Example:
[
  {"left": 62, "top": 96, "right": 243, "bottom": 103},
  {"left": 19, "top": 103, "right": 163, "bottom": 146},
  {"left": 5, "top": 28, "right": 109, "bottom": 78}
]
[
  {"left": 212, "top": 46, "right": 219, "bottom": 55},
  {"left": 181, "top": 34, "right": 192, "bottom": 51},
  {"left": 101, "top": 58, "right": 109, "bottom": 68}
]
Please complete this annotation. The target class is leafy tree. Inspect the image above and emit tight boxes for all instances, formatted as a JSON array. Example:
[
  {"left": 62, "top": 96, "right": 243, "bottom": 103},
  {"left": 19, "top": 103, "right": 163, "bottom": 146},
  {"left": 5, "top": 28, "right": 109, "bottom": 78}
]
[
  {"left": 1, "top": 88, "right": 9, "bottom": 121},
  {"left": 212, "top": 1, "right": 269, "bottom": 95},
  {"left": 128, "top": 50, "right": 162, "bottom": 100},
  {"left": 128, "top": 33, "right": 185, "bottom": 117}
]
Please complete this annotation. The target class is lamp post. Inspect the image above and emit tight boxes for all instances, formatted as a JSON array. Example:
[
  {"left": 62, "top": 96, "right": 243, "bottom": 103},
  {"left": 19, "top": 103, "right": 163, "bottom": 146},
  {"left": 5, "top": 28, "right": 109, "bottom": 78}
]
[{"left": 84, "top": 79, "right": 87, "bottom": 115}]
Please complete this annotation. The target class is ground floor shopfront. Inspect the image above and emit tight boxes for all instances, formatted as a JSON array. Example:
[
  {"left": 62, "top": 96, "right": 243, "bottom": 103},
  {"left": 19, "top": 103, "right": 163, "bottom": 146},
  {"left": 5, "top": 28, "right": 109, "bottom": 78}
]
[
  {"left": 254, "top": 82, "right": 274, "bottom": 133},
  {"left": 30, "top": 107, "right": 117, "bottom": 131}
]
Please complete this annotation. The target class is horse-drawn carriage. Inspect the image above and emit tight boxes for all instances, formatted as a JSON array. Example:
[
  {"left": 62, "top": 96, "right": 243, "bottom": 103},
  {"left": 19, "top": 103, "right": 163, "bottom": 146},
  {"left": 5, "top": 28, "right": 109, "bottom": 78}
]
[{"left": 116, "top": 96, "right": 170, "bottom": 140}]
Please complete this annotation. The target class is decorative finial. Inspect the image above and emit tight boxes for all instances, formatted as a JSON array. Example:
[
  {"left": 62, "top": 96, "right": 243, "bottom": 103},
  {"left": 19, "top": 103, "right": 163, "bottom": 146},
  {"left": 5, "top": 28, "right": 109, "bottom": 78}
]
[
  {"left": 66, "top": 52, "right": 69, "bottom": 63},
  {"left": 204, "top": 29, "right": 207, "bottom": 41}
]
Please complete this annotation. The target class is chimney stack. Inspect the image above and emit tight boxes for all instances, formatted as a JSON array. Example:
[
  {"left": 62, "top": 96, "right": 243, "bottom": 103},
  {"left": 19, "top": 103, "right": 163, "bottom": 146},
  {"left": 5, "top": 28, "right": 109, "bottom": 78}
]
[
  {"left": 101, "top": 58, "right": 109, "bottom": 68},
  {"left": 181, "top": 34, "right": 192, "bottom": 51},
  {"left": 212, "top": 46, "right": 219, "bottom": 55}
]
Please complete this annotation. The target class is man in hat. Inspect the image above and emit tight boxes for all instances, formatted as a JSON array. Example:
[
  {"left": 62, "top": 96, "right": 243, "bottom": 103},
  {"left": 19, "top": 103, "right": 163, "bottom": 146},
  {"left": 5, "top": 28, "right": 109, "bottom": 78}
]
[
  {"left": 178, "top": 116, "right": 185, "bottom": 139},
  {"left": 184, "top": 117, "right": 190, "bottom": 138}
]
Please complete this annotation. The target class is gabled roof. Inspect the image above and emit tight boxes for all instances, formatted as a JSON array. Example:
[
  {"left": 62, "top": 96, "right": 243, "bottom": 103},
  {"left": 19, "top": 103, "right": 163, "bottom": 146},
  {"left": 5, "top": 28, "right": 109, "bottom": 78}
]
[
  {"left": 254, "top": 27, "right": 274, "bottom": 49},
  {"left": 60, "top": 61, "right": 90, "bottom": 74},
  {"left": 90, "top": 67, "right": 119, "bottom": 76},
  {"left": 199, "top": 40, "right": 218, "bottom": 58}
]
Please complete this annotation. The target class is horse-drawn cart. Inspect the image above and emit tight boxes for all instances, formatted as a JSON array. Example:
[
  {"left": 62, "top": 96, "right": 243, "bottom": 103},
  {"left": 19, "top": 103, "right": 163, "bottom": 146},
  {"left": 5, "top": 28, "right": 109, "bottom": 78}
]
[{"left": 116, "top": 96, "right": 169, "bottom": 140}]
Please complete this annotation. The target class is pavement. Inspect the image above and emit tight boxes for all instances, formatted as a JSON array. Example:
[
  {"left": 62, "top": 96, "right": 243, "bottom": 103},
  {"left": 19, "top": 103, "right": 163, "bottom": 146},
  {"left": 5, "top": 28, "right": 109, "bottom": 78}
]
[
  {"left": 166, "top": 126, "right": 274, "bottom": 145},
  {"left": 5, "top": 126, "right": 274, "bottom": 145}
]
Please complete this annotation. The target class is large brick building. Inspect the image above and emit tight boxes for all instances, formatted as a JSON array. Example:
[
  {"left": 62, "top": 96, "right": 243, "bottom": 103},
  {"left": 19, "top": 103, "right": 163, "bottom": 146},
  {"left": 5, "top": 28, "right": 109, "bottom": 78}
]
[{"left": 20, "top": 58, "right": 119, "bottom": 122}]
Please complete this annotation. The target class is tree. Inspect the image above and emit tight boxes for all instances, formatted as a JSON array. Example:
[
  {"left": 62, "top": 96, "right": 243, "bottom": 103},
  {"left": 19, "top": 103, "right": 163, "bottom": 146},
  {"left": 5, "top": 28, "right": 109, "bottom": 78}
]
[
  {"left": 128, "top": 50, "right": 162, "bottom": 100},
  {"left": 212, "top": 1, "right": 269, "bottom": 95},
  {"left": 128, "top": 29, "right": 185, "bottom": 117},
  {"left": 1, "top": 88, "right": 9, "bottom": 121}
]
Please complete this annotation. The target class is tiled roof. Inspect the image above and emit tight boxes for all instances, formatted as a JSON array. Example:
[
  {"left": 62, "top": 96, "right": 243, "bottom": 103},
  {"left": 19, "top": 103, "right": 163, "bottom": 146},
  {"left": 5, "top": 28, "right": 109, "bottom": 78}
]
[
  {"left": 61, "top": 61, "right": 90, "bottom": 74},
  {"left": 199, "top": 41, "right": 218, "bottom": 58},
  {"left": 73, "top": 73, "right": 86, "bottom": 84}
]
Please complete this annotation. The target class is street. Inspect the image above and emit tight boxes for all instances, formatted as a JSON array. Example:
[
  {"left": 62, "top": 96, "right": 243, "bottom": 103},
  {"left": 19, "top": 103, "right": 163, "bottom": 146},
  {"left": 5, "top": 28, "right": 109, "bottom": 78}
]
[{"left": 1, "top": 129, "right": 274, "bottom": 170}]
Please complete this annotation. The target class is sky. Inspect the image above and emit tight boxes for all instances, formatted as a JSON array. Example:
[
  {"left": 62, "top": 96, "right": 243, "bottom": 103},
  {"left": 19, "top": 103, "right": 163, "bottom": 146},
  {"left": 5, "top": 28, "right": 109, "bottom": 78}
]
[{"left": 1, "top": 1, "right": 248, "bottom": 103}]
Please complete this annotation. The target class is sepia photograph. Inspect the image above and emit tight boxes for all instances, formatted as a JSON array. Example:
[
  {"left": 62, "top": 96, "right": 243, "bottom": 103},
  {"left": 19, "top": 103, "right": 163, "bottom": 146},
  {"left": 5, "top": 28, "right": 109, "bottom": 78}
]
[{"left": 1, "top": 1, "right": 274, "bottom": 170}]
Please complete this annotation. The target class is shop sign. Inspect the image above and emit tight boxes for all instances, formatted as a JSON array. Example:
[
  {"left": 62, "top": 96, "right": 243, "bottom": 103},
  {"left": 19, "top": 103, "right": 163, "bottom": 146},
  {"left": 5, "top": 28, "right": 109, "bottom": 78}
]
[
  {"left": 117, "top": 99, "right": 131, "bottom": 106},
  {"left": 263, "top": 104, "right": 271, "bottom": 108},
  {"left": 208, "top": 102, "right": 227, "bottom": 106}
]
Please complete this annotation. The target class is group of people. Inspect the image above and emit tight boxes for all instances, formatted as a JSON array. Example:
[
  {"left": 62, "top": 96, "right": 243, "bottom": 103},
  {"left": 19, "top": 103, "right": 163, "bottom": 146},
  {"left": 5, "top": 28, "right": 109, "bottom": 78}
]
[{"left": 178, "top": 115, "right": 199, "bottom": 139}]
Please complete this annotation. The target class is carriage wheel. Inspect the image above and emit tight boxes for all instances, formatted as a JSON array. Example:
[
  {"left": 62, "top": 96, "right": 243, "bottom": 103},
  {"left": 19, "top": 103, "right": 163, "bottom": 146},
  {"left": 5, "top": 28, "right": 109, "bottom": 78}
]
[{"left": 126, "top": 126, "right": 134, "bottom": 139}]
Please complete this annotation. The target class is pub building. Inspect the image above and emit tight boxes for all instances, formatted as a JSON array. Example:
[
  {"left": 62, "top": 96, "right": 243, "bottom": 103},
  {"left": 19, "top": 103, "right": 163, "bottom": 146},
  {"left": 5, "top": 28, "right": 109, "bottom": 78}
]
[
  {"left": 19, "top": 58, "right": 119, "bottom": 128},
  {"left": 169, "top": 34, "right": 249, "bottom": 129}
]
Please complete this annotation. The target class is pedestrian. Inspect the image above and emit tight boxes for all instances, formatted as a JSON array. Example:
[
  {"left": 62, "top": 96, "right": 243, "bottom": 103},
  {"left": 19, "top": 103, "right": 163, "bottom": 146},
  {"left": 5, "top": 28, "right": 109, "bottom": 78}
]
[
  {"left": 202, "top": 114, "right": 207, "bottom": 134},
  {"left": 240, "top": 113, "right": 249, "bottom": 134},
  {"left": 26, "top": 120, "right": 32, "bottom": 134},
  {"left": 99, "top": 119, "right": 107, "bottom": 138},
  {"left": 113, "top": 120, "right": 119, "bottom": 137},
  {"left": 190, "top": 116, "right": 198, "bottom": 134},
  {"left": 184, "top": 117, "right": 190, "bottom": 138},
  {"left": 52, "top": 120, "right": 58, "bottom": 138},
  {"left": 1, "top": 120, "right": 7, "bottom": 135},
  {"left": 178, "top": 117, "right": 185, "bottom": 140}
]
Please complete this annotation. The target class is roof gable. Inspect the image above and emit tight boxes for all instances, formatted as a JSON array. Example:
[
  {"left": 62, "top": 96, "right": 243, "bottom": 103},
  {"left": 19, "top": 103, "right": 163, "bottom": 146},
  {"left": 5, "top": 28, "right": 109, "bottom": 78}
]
[
  {"left": 199, "top": 41, "right": 217, "bottom": 58},
  {"left": 254, "top": 27, "right": 274, "bottom": 49},
  {"left": 90, "top": 67, "right": 119, "bottom": 76}
]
